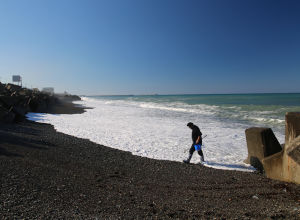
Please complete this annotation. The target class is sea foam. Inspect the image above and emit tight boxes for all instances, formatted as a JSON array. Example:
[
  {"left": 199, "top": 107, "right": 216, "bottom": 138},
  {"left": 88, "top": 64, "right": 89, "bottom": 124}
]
[{"left": 26, "top": 96, "right": 285, "bottom": 172}]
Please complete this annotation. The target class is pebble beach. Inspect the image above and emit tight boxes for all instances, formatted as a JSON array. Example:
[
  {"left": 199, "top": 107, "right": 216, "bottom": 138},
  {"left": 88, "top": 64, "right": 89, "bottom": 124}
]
[{"left": 1, "top": 101, "right": 300, "bottom": 219}]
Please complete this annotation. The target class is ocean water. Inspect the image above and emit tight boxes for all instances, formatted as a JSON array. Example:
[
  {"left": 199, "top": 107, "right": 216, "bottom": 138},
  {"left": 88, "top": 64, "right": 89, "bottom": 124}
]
[{"left": 27, "top": 93, "right": 300, "bottom": 171}]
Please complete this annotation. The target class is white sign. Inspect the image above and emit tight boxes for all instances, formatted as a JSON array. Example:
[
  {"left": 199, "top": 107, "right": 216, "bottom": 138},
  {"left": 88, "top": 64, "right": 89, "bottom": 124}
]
[{"left": 12, "top": 75, "right": 21, "bottom": 82}]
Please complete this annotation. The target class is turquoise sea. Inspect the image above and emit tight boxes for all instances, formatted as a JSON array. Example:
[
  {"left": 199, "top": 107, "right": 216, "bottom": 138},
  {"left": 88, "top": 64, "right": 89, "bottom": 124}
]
[{"left": 90, "top": 93, "right": 300, "bottom": 134}]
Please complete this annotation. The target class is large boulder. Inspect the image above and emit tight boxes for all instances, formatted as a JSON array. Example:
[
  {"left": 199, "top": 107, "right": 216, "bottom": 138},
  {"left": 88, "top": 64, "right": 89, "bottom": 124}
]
[
  {"left": 5, "top": 83, "right": 22, "bottom": 93},
  {"left": 0, "top": 95, "right": 18, "bottom": 108},
  {"left": 28, "top": 94, "right": 58, "bottom": 113},
  {"left": 28, "top": 96, "right": 39, "bottom": 112},
  {"left": 0, "top": 106, "right": 15, "bottom": 123},
  {"left": 17, "top": 88, "right": 32, "bottom": 96},
  {"left": 36, "top": 98, "right": 48, "bottom": 112},
  {"left": 64, "top": 94, "right": 81, "bottom": 101},
  {"left": 11, "top": 105, "right": 27, "bottom": 122},
  {"left": 0, "top": 82, "right": 6, "bottom": 93},
  {"left": 54, "top": 94, "right": 81, "bottom": 102}
]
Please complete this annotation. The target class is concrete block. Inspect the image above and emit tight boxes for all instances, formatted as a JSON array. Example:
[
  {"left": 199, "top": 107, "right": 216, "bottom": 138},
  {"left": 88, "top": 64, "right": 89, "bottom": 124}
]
[
  {"left": 286, "top": 136, "right": 300, "bottom": 165},
  {"left": 262, "top": 151, "right": 284, "bottom": 180},
  {"left": 245, "top": 113, "right": 300, "bottom": 184},
  {"left": 245, "top": 127, "right": 282, "bottom": 164},
  {"left": 285, "top": 112, "right": 300, "bottom": 145}
]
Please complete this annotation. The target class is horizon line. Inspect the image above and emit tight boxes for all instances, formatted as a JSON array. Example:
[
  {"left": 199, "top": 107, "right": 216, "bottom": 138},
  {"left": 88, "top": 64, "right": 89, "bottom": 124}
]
[{"left": 82, "top": 92, "right": 300, "bottom": 97}]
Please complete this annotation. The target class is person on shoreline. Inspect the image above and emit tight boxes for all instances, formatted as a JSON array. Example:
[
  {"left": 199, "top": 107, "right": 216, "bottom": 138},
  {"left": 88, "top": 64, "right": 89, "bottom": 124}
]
[{"left": 183, "top": 122, "right": 205, "bottom": 164}]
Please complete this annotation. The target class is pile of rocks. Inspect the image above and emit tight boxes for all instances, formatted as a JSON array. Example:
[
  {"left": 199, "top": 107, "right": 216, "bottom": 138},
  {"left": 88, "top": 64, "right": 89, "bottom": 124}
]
[{"left": 0, "top": 82, "right": 79, "bottom": 123}]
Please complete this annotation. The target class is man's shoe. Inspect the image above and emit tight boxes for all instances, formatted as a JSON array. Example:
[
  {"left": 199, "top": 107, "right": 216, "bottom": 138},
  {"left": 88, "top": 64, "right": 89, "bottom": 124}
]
[{"left": 184, "top": 154, "right": 192, "bottom": 164}]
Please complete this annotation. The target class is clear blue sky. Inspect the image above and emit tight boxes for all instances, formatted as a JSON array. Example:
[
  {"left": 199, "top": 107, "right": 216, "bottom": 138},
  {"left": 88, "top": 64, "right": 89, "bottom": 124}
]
[{"left": 0, "top": 0, "right": 299, "bottom": 95}]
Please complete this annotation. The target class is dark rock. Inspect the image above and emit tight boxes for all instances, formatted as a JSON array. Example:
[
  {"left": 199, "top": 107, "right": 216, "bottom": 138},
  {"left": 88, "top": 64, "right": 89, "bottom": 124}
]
[
  {"left": 18, "top": 89, "right": 31, "bottom": 96},
  {"left": 35, "top": 98, "right": 48, "bottom": 112},
  {"left": 0, "top": 82, "right": 5, "bottom": 92},
  {"left": 5, "top": 83, "right": 22, "bottom": 92},
  {"left": 55, "top": 94, "right": 81, "bottom": 102},
  {"left": 11, "top": 106, "right": 26, "bottom": 122},
  {"left": 28, "top": 97, "right": 39, "bottom": 112},
  {"left": 0, "top": 82, "right": 81, "bottom": 122},
  {"left": 0, "top": 106, "right": 15, "bottom": 123},
  {"left": 65, "top": 95, "right": 81, "bottom": 101},
  {"left": 0, "top": 95, "right": 17, "bottom": 108}
]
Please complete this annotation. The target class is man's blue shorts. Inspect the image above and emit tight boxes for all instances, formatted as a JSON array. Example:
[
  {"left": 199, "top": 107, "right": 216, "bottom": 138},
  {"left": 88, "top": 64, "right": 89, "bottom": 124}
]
[{"left": 194, "top": 144, "right": 202, "bottom": 151}]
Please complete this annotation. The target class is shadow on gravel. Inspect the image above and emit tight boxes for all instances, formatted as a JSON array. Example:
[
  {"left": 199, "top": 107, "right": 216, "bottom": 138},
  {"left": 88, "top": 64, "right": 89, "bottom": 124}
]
[
  {"left": 0, "top": 135, "right": 51, "bottom": 150},
  {"left": 0, "top": 121, "right": 41, "bottom": 136},
  {"left": 0, "top": 147, "right": 23, "bottom": 157},
  {"left": 0, "top": 129, "right": 52, "bottom": 151}
]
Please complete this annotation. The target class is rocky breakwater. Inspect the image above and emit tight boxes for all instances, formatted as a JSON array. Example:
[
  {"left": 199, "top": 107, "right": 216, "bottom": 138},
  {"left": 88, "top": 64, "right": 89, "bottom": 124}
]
[
  {"left": 0, "top": 82, "right": 81, "bottom": 123},
  {"left": 245, "top": 112, "right": 300, "bottom": 184}
]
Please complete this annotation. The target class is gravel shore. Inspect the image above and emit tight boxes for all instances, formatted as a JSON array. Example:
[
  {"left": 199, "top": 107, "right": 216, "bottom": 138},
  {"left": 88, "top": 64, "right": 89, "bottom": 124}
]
[{"left": 1, "top": 104, "right": 300, "bottom": 219}]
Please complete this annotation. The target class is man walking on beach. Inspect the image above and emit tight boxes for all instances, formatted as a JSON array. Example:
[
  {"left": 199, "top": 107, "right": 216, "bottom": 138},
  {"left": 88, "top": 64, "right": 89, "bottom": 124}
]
[{"left": 183, "top": 122, "right": 205, "bottom": 164}]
